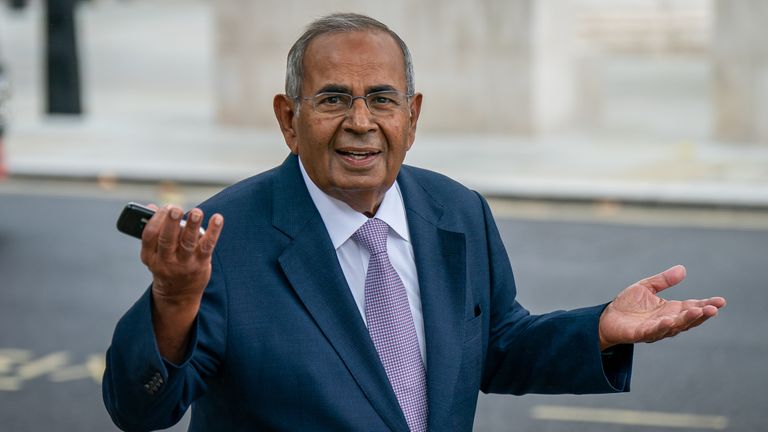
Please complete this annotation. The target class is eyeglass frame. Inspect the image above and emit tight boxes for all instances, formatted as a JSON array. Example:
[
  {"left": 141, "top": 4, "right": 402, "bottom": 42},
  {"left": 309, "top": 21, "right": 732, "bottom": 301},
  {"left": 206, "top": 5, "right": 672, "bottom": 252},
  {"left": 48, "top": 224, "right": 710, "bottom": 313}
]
[{"left": 292, "top": 90, "right": 415, "bottom": 117}]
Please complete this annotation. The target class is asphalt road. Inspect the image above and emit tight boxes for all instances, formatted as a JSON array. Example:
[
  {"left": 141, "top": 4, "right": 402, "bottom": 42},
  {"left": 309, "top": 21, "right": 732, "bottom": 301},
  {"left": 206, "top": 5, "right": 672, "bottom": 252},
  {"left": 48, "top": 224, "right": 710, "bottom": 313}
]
[{"left": 0, "top": 184, "right": 766, "bottom": 431}]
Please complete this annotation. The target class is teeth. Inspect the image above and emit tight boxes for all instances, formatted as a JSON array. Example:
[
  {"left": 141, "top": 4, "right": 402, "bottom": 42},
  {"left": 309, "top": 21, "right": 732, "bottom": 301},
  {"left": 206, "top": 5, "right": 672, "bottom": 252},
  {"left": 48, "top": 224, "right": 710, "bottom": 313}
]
[{"left": 339, "top": 150, "right": 376, "bottom": 159}]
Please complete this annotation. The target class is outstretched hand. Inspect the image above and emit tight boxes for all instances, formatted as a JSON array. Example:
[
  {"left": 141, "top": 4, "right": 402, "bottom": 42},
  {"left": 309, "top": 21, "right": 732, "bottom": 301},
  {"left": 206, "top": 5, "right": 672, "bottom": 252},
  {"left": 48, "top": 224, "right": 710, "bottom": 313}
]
[{"left": 598, "top": 265, "right": 726, "bottom": 350}]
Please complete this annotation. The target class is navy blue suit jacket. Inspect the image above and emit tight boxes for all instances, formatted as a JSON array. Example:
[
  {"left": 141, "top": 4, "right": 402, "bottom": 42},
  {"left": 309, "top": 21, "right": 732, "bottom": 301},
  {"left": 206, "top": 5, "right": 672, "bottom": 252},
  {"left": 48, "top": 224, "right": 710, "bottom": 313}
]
[{"left": 103, "top": 154, "right": 632, "bottom": 431}]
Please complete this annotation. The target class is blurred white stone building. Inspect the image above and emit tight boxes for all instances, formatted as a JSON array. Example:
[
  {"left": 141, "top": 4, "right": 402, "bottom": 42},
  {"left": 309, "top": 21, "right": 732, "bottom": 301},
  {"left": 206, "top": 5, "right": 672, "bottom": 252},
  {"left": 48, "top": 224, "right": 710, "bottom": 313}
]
[{"left": 214, "top": 0, "right": 765, "bottom": 143}]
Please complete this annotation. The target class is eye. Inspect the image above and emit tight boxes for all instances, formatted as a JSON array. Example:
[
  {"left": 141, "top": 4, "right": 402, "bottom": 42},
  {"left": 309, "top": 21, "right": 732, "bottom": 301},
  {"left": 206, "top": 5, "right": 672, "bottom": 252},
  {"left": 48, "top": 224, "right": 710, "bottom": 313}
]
[
  {"left": 316, "top": 94, "right": 347, "bottom": 105},
  {"left": 370, "top": 93, "right": 397, "bottom": 105}
]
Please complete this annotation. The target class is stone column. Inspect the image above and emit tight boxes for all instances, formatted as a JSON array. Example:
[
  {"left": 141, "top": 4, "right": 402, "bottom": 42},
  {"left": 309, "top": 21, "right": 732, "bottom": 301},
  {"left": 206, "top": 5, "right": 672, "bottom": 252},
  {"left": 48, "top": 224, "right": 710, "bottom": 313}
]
[
  {"left": 214, "top": 0, "right": 577, "bottom": 135},
  {"left": 712, "top": 0, "right": 768, "bottom": 143}
]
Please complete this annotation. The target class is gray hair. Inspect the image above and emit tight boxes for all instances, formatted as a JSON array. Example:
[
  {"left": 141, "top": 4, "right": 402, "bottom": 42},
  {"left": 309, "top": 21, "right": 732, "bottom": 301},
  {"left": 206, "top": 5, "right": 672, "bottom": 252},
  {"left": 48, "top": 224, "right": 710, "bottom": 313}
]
[{"left": 285, "top": 13, "right": 415, "bottom": 98}]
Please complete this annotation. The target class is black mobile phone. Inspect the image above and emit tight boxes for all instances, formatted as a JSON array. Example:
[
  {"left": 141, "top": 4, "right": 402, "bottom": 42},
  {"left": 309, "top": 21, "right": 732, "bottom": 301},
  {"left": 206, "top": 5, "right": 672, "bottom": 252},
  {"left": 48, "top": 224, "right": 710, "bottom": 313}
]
[
  {"left": 116, "top": 202, "right": 207, "bottom": 240},
  {"left": 116, "top": 202, "right": 156, "bottom": 239}
]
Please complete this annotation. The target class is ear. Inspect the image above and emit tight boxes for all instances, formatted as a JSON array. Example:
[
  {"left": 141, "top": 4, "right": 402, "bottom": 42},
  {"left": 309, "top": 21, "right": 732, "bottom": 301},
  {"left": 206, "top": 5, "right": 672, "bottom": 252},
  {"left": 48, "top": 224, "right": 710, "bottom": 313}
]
[
  {"left": 274, "top": 94, "right": 299, "bottom": 154},
  {"left": 406, "top": 93, "right": 423, "bottom": 151}
]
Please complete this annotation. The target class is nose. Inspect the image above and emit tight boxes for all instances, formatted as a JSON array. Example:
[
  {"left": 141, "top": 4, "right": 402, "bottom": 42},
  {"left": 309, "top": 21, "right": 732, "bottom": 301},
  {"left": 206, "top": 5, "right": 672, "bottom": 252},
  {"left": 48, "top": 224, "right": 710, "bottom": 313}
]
[{"left": 343, "top": 97, "right": 377, "bottom": 133}]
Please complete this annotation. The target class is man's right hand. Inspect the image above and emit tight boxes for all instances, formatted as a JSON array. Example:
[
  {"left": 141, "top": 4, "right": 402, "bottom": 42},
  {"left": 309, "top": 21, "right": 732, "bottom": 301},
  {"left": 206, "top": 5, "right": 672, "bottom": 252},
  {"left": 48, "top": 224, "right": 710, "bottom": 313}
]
[{"left": 140, "top": 204, "right": 224, "bottom": 363}]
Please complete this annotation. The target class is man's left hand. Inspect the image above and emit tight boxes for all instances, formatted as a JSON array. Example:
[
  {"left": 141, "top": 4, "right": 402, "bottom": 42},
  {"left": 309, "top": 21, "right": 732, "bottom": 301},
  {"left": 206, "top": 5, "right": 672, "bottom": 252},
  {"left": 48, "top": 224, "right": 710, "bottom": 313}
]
[{"left": 598, "top": 265, "right": 726, "bottom": 350}]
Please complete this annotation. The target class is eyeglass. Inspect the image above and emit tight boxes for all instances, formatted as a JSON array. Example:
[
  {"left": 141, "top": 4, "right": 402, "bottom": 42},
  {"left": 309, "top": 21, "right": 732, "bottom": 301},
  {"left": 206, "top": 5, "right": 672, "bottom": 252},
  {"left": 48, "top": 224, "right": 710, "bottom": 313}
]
[{"left": 296, "top": 90, "right": 412, "bottom": 116}]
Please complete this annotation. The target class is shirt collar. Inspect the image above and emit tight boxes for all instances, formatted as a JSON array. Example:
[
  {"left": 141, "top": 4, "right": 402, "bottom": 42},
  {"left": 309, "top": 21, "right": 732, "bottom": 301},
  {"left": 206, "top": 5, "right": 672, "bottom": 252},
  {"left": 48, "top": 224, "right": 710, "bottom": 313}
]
[{"left": 299, "top": 158, "right": 410, "bottom": 249}]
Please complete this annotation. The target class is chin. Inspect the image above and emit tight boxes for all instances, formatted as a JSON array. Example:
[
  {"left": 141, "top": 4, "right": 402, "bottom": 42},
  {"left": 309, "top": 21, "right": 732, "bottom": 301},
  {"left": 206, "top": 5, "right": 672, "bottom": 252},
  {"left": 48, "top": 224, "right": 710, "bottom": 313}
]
[{"left": 334, "top": 181, "right": 384, "bottom": 194}]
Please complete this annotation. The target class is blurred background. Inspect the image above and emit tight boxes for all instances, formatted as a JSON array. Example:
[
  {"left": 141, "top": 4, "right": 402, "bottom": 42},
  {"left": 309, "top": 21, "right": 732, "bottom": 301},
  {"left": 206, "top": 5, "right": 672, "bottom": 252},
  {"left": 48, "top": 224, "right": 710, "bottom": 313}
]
[{"left": 0, "top": 0, "right": 766, "bottom": 431}]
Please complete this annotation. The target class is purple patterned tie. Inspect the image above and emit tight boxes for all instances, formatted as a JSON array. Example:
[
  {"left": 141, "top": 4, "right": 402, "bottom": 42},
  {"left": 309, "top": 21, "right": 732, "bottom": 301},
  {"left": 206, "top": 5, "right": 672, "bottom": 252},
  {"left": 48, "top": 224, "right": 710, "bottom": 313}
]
[{"left": 353, "top": 218, "right": 428, "bottom": 432}]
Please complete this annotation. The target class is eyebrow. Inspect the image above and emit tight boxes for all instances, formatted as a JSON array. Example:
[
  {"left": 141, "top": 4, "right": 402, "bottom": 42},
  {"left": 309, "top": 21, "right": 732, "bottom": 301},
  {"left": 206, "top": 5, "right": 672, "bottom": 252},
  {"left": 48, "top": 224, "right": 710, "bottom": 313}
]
[
  {"left": 316, "top": 84, "right": 351, "bottom": 94},
  {"left": 367, "top": 85, "right": 398, "bottom": 94},
  {"left": 314, "top": 84, "right": 400, "bottom": 95}
]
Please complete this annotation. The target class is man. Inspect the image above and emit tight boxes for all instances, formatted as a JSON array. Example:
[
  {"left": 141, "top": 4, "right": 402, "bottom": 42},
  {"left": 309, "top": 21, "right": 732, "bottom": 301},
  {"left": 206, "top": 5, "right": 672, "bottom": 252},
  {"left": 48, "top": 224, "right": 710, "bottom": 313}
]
[{"left": 103, "top": 13, "right": 726, "bottom": 432}]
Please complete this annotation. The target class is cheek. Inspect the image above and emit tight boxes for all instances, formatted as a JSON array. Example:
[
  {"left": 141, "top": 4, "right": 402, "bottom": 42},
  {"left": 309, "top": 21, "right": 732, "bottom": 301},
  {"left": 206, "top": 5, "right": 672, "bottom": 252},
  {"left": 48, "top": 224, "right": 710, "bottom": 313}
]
[
  {"left": 386, "top": 126, "right": 412, "bottom": 158},
  {"left": 296, "top": 124, "right": 326, "bottom": 155},
  {"left": 303, "top": 119, "right": 338, "bottom": 146}
]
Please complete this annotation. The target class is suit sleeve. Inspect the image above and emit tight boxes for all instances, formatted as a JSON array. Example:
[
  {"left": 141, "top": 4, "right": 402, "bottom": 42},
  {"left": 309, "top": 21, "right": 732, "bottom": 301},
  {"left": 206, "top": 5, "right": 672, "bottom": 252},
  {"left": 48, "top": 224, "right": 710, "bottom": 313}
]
[
  {"left": 102, "top": 251, "right": 227, "bottom": 431},
  {"left": 475, "top": 193, "right": 633, "bottom": 395}
]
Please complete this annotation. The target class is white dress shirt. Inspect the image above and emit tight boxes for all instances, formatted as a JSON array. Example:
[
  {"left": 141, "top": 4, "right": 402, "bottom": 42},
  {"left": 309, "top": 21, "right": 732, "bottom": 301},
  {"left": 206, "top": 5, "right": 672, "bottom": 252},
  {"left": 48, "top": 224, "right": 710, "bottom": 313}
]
[{"left": 299, "top": 160, "right": 426, "bottom": 364}]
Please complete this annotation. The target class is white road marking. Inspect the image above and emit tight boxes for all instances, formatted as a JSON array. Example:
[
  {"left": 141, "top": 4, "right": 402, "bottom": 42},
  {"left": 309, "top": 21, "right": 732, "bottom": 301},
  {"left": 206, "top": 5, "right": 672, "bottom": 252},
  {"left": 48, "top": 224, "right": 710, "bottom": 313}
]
[
  {"left": 1, "top": 349, "right": 105, "bottom": 390},
  {"left": 0, "top": 349, "right": 32, "bottom": 390},
  {"left": 50, "top": 355, "right": 105, "bottom": 384},
  {"left": 0, "top": 376, "right": 21, "bottom": 391},
  {"left": 17, "top": 351, "right": 70, "bottom": 380},
  {"left": 0, "top": 349, "right": 32, "bottom": 375},
  {"left": 531, "top": 405, "right": 728, "bottom": 430}
]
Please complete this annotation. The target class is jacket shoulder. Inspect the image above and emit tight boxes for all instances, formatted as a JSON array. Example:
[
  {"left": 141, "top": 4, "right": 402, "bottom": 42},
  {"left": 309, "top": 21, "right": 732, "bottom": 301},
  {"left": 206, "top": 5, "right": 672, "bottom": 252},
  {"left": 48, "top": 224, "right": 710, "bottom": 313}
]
[
  {"left": 400, "top": 164, "right": 483, "bottom": 207},
  {"left": 196, "top": 165, "right": 280, "bottom": 216}
]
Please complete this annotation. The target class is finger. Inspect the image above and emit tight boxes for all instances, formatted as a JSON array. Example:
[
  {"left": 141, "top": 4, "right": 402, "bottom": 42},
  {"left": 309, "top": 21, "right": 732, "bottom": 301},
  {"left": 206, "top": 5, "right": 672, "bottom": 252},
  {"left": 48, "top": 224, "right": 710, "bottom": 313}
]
[
  {"left": 197, "top": 214, "right": 224, "bottom": 258},
  {"left": 643, "top": 307, "right": 700, "bottom": 342},
  {"left": 702, "top": 304, "right": 721, "bottom": 316},
  {"left": 140, "top": 205, "right": 168, "bottom": 264},
  {"left": 679, "top": 297, "right": 727, "bottom": 315},
  {"left": 680, "top": 298, "right": 711, "bottom": 310},
  {"left": 680, "top": 313, "right": 709, "bottom": 333},
  {"left": 707, "top": 296, "right": 727, "bottom": 309},
  {"left": 667, "top": 307, "right": 708, "bottom": 336},
  {"left": 642, "top": 317, "right": 675, "bottom": 343},
  {"left": 639, "top": 265, "right": 686, "bottom": 294},
  {"left": 679, "top": 307, "right": 705, "bottom": 326},
  {"left": 157, "top": 205, "right": 183, "bottom": 260},
  {"left": 177, "top": 208, "right": 204, "bottom": 261},
  {"left": 678, "top": 305, "right": 723, "bottom": 334},
  {"left": 147, "top": 203, "right": 160, "bottom": 211}
]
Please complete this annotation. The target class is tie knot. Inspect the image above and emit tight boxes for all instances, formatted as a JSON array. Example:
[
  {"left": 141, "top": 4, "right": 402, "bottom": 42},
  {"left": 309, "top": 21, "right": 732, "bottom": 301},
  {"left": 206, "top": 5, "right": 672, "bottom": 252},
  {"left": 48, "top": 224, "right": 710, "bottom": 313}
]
[{"left": 353, "top": 218, "right": 389, "bottom": 255}]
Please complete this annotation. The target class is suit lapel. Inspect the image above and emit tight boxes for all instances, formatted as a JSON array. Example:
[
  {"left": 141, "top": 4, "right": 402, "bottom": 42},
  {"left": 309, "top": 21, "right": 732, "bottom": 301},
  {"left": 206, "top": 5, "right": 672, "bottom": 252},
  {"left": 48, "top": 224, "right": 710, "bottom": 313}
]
[
  {"left": 398, "top": 167, "right": 467, "bottom": 430},
  {"left": 272, "top": 155, "right": 410, "bottom": 432}
]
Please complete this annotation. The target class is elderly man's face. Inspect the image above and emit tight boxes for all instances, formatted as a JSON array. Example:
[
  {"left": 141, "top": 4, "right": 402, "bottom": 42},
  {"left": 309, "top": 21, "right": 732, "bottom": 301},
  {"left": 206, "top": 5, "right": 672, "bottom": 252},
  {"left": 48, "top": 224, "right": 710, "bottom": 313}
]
[{"left": 275, "top": 30, "right": 422, "bottom": 215}]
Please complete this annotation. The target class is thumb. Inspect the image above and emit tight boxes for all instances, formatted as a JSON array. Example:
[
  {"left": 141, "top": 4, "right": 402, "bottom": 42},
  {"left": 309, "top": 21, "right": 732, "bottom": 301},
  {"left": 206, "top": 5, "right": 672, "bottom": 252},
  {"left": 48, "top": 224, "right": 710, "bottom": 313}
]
[{"left": 639, "top": 264, "right": 686, "bottom": 294}]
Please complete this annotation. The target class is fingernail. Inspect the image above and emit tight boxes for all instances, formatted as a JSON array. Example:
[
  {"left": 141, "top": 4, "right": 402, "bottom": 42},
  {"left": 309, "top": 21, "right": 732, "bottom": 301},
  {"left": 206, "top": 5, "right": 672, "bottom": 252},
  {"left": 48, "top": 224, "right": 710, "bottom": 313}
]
[
  {"left": 170, "top": 208, "right": 182, "bottom": 220},
  {"left": 190, "top": 211, "right": 201, "bottom": 223},
  {"left": 213, "top": 215, "right": 222, "bottom": 226}
]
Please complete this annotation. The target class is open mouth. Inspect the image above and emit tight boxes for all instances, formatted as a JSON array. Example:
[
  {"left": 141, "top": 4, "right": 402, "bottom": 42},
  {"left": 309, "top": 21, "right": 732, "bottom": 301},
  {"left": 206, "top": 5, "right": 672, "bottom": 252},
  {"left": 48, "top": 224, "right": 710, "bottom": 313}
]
[{"left": 336, "top": 150, "right": 381, "bottom": 160}]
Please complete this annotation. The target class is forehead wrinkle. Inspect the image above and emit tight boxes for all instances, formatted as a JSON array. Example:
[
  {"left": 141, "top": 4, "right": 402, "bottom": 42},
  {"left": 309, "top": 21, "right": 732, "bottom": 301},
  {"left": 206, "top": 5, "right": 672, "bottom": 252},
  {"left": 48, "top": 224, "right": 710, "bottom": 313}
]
[
  {"left": 310, "top": 62, "right": 404, "bottom": 95},
  {"left": 302, "top": 31, "right": 407, "bottom": 95}
]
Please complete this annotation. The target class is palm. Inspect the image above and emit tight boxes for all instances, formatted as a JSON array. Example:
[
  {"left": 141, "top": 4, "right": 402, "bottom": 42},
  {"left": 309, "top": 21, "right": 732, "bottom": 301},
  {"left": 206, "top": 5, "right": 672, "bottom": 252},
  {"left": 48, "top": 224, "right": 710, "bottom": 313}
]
[{"left": 598, "top": 265, "right": 726, "bottom": 349}]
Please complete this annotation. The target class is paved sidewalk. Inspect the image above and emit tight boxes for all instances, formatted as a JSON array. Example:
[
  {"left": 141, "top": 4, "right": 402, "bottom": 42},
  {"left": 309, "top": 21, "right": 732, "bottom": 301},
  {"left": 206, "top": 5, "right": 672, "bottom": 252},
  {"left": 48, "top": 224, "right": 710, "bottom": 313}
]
[{"left": 5, "top": 114, "right": 768, "bottom": 208}]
